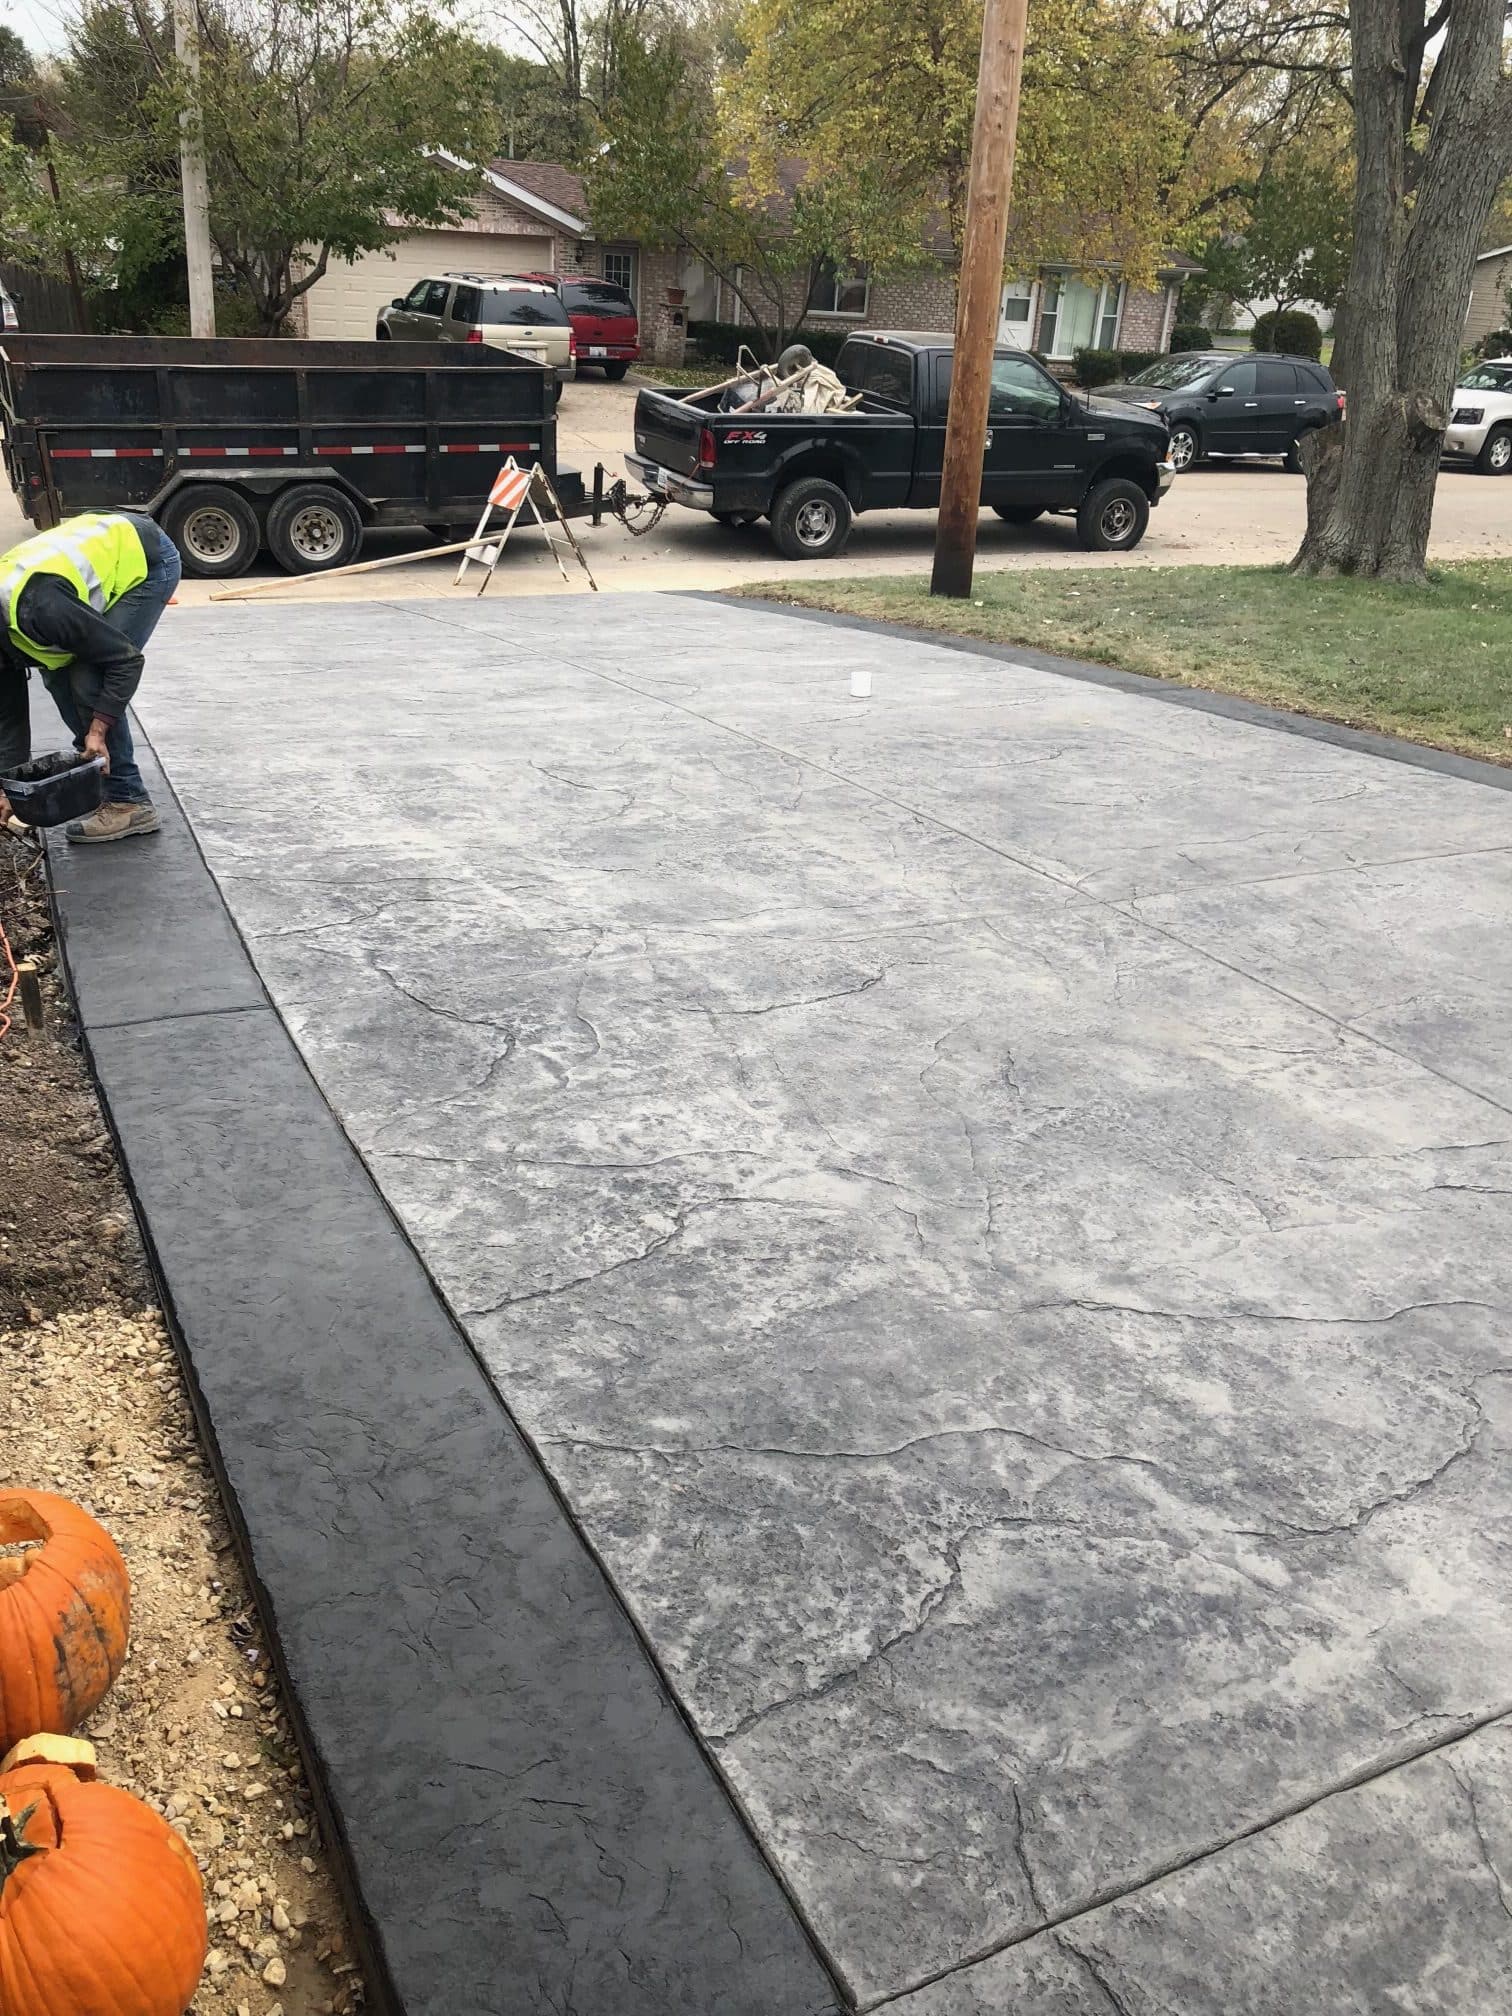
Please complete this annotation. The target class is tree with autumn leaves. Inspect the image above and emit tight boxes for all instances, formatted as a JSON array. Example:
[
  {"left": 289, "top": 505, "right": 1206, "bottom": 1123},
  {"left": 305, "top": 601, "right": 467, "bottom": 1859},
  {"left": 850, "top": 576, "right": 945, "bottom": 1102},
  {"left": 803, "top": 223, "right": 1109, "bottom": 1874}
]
[
  {"left": 728, "top": 0, "right": 1184, "bottom": 287},
  {"left": 589, "top": 0, "right": 1193, "bottom": 350}
]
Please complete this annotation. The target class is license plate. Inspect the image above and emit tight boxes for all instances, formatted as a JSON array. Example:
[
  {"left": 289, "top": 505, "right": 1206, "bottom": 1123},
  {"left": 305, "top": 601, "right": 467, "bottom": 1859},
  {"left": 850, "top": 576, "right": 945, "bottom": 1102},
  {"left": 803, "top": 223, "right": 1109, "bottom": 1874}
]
[{"left": 587, "top": 345, "right": 607, "bottom": 357}]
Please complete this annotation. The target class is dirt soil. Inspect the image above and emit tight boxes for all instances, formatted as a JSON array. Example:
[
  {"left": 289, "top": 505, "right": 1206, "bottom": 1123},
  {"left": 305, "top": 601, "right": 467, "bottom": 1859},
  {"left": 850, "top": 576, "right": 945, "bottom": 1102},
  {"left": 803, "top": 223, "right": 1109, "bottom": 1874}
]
[{"left": 1, "top": 830, "right": 366, "bottom": 2016}]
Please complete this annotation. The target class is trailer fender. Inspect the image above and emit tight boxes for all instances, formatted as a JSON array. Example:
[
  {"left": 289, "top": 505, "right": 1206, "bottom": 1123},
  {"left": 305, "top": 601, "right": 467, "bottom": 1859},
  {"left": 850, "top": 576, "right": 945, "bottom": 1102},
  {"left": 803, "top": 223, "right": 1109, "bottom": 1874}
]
[{"left": 143, "top": 465, "right": 379, "bottom": 523}]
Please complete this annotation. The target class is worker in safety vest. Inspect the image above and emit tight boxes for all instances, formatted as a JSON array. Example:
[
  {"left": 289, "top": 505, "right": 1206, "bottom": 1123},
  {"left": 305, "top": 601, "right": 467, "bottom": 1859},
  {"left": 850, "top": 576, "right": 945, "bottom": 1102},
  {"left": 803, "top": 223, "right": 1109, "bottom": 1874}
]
[{"left": 0, "top": 510, "right": 181, "bottom": 842}]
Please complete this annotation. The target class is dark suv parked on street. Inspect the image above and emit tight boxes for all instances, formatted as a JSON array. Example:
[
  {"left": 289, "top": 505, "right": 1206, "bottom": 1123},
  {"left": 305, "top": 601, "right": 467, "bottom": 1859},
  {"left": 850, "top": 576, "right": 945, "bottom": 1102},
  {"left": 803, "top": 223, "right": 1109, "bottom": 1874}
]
[{"left": 1095, "top": 352, "right": 1343, "bottom": 473}]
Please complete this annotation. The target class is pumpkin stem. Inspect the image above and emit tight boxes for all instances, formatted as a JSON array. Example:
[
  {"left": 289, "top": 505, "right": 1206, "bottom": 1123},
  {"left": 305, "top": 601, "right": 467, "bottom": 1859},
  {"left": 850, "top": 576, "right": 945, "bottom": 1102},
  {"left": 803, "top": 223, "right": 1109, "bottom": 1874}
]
[{"left": 0, "top": 1801, "right": 46, "bottom": 1887}]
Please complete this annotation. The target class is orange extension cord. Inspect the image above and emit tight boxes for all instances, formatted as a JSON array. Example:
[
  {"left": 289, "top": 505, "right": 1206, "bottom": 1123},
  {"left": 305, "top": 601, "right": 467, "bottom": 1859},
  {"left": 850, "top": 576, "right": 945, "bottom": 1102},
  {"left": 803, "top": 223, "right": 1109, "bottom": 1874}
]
[{"left": 0, "top": 910, "right": 16, "bottom": 1043}]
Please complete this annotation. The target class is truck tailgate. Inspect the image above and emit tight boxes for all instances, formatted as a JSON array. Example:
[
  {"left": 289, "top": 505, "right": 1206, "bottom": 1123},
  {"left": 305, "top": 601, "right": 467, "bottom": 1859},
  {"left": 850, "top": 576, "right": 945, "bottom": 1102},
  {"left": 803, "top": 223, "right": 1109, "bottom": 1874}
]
[{"left": 633, "top": 386, "right": 705, "bottom": 477}]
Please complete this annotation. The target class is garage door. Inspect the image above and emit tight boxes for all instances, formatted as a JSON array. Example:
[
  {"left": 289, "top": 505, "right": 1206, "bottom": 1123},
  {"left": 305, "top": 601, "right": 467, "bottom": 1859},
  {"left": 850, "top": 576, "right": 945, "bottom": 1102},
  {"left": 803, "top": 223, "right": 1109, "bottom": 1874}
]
[{"left": 304, "top": 231, "right": 555, "bottom": 342}]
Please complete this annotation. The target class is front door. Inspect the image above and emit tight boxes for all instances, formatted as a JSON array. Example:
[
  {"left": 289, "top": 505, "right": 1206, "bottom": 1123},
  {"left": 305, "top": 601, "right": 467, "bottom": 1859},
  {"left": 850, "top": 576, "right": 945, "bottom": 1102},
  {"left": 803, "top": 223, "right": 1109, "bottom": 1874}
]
[
  {"left": 999, "top": 278, "right": 1040, "bottom": 350},
  {"left": 981, "top": 354, "right": 1082, "bottom": 507},
  {"left": 1204, "top": 359, "right": 1262, "bottom": 452}
]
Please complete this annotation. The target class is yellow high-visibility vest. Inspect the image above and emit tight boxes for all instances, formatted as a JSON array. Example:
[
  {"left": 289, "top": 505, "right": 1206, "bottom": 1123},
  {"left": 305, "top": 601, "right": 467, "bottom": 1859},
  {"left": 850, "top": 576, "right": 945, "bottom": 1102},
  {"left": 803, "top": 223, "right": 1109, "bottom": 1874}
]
[{"left": 0, "top": 514, "right": 149, "bottom": 670}]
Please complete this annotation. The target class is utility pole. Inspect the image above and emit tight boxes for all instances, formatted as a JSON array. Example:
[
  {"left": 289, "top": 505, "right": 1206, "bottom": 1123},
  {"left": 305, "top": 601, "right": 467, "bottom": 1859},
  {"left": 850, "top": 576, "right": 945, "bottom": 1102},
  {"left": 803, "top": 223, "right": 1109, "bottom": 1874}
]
[
  {"left": 173, "top": 0, "right": 216, "bottom": 337},
  {"left": 930, "top": 0, "right": 1029, "bottom": 598}
]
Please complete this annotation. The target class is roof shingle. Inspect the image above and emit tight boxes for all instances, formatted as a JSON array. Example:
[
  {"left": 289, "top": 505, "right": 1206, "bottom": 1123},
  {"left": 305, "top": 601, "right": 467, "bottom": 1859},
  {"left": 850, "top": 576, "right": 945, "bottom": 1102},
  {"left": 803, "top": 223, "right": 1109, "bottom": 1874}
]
[{"left": 487, "top": 159, "right": 588, "bottom": 223}]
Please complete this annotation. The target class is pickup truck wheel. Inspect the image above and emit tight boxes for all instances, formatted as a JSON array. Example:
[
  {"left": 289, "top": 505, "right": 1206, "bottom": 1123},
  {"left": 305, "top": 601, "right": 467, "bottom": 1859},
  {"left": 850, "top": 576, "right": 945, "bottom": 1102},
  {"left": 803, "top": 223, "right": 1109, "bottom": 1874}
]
[
  {"left": 266, "top": 484, "right": 363, "bottom": 574},
  {"left": 603, "top": 361, "right": 630, "bottom": 381},
  {"left": 1077, "top": 477, "right": 1150, "bottom": 553},
  {"left": 771, "top": 477, "right": 852, "bottom": 560},
  {"left": 993, "top": 505, "right": 1043, "bottom": 525},
  {"left": 162, "top": 486, "right": 260, "bottom": 579}
]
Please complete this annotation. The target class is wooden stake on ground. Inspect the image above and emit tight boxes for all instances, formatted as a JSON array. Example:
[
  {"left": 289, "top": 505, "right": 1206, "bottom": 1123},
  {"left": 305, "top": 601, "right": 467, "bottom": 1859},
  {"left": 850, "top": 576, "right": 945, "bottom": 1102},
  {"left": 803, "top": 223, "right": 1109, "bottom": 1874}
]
[
  {"left": 209, "top": 537, "right": 495, "bottom": 600},
  {"left": 16, "top": 960, "right": 44, "bottom": 1033},
  {"left": 930, "top": 0, "right": 1030, "bottom": 600}
]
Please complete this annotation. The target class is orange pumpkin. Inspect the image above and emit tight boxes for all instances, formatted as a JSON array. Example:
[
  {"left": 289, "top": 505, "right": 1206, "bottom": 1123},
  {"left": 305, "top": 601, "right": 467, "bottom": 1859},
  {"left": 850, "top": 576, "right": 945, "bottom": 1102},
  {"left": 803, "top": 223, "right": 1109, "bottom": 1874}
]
[
  {"left": 0, "top": 1491, "right": 130, "bottom": 1754},
  {"left": 0, "top": 1737, "right": 207, "bottom": 2015}
]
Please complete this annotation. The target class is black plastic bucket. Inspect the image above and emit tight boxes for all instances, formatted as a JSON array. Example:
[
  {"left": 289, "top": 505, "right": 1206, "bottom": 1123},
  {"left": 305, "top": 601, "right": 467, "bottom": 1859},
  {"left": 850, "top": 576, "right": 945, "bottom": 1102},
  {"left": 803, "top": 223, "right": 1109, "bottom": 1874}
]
[{"left": 0, "top": 750, "right": 107, "bottom": 828}]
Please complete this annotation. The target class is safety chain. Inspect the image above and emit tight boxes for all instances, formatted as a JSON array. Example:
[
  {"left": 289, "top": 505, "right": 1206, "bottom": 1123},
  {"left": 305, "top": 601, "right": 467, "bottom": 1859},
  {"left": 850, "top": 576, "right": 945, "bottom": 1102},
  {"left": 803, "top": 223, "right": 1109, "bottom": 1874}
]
[{"left": 603, "top": 477, "right": 668, "bottom": 538}]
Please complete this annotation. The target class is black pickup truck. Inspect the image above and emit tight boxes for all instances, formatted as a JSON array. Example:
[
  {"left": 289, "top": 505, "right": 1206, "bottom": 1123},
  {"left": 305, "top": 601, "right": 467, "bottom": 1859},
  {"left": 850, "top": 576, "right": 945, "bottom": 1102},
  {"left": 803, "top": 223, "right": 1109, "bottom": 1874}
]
[{"left": 627, "top": 330, "right": 1175, "bottom": 561}]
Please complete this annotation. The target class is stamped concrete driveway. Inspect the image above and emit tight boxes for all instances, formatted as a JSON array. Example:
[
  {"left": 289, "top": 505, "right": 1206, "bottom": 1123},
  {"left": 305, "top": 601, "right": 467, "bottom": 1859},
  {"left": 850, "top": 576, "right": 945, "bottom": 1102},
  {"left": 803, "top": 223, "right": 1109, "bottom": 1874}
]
[{"left": 132, "top": 594, "right": 1512, "bottom": 2011}]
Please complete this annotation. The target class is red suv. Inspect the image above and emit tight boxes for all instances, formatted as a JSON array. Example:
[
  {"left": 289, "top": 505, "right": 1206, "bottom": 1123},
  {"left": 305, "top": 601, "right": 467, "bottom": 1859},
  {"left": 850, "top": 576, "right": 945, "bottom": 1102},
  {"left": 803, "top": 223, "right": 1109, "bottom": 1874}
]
[{"left": 520, "top": 273, "right": 639, "bottom": 378}]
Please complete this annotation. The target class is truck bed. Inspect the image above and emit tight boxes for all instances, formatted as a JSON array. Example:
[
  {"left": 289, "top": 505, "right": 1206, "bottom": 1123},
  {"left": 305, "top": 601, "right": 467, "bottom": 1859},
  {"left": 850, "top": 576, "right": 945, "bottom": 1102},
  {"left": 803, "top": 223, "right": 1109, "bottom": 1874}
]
[{"left": 632, "top": 384, "right": 918, "bottom": 514}]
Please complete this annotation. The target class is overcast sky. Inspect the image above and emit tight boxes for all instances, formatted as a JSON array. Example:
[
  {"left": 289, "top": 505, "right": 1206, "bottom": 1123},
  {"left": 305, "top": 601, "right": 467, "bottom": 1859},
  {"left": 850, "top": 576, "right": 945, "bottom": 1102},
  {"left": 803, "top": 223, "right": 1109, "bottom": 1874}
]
[{"left": 6, "top": 0, "right": 72, "bottom": 56}]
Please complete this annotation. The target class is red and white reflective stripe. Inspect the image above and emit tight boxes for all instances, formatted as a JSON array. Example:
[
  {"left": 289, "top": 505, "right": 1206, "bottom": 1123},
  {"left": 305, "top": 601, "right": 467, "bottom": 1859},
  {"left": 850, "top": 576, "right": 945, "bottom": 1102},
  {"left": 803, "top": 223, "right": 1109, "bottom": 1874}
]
[
  {"left": 439, "top": 441, "right": 538, "bottom": 455},
  {"left": 52, "top": 438, "right": 541, "bottom": 459},
  {"left": 317, "top": 443, "right": 427, "bottom": 457}
]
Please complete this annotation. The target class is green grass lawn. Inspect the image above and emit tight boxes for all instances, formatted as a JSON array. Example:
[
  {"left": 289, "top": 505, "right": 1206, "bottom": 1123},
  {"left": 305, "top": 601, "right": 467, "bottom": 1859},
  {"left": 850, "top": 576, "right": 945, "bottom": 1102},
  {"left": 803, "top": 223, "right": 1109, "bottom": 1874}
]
[
  {"left": 745, "top": 562, "right": 1512, "bottom": 764},
  {"left": 628, "top": 362, "right": 730, "bottom": 389}
]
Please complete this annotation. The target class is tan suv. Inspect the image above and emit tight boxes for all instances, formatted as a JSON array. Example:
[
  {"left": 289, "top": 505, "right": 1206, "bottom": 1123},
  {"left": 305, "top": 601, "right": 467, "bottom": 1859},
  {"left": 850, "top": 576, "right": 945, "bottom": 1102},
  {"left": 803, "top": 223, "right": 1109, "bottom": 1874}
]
[{"left": 376, "top": 273, "right": 575, "bottom": 398}]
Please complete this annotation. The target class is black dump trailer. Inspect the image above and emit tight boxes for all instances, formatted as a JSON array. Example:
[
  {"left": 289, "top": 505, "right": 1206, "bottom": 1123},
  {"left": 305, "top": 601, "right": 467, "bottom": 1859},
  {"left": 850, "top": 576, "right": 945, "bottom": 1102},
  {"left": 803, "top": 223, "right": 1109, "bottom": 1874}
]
[{"left": 0, "top": 333, "right": 587, "bottom": 578}]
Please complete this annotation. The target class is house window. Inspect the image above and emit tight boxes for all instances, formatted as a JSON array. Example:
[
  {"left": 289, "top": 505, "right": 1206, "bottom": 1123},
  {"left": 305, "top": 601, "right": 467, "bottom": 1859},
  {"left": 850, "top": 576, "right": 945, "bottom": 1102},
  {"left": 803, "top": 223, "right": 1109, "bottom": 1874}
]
[
  {"left": 1038, "top": 275, "right": 1124, "bottom": 358},
  {"left": 602, "top": 249, "right": 635, "bottom": 296},
  {"left": 811, "top": 259, "right": 870, "bottom": 317}
]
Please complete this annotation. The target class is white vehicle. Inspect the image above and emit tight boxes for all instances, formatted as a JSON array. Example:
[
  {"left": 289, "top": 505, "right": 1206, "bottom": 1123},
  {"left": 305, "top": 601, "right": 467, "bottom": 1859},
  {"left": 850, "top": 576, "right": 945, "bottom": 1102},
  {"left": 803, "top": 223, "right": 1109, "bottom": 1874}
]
[{"left": 1445, "top": 358, "right": 1512, "bottom": 473}]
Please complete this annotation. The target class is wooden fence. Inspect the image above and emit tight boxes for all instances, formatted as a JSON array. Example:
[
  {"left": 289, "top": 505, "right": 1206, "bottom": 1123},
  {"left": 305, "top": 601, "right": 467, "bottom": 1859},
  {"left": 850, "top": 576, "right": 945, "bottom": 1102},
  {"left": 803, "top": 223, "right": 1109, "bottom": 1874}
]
[{"left": 0, "top": 262, "right": 84, "bottom": 333}]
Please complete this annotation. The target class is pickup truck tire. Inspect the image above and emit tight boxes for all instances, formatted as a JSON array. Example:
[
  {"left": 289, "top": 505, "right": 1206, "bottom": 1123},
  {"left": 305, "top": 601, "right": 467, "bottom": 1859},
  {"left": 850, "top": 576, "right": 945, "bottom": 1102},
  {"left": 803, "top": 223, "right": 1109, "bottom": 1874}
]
[
  {"left": 1077, "top": 477, "right": 1150, "bottom": 553},
  {"left": 771, "top": 477, "right": 852, "bottom": 560},
  {"left": 993, "top": 505, "right": 1044, "bottom": 525},
  {"left": 162, "top": 485, "right": 260, "bottom": 579},
  {"left": 603, "top": 361, "right": 630, "bottom": 381},
  {"left": 266, "top": 484, "right": 363, "bottom": 574}
]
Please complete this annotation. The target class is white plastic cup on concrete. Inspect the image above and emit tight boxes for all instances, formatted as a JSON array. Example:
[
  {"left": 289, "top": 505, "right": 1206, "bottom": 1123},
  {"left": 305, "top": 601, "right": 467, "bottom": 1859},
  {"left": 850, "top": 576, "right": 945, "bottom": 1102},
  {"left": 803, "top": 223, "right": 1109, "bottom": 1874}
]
[{"left": 850, "top": 666, "right": 873, "bottom": 699}]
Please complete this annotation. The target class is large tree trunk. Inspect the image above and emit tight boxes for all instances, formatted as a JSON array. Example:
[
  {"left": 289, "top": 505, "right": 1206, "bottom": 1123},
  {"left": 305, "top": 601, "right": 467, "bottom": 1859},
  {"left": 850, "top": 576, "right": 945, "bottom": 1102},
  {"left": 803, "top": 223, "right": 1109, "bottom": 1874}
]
[{"left": 1293, "top": 0, "right": 1512, "bottom": 582}]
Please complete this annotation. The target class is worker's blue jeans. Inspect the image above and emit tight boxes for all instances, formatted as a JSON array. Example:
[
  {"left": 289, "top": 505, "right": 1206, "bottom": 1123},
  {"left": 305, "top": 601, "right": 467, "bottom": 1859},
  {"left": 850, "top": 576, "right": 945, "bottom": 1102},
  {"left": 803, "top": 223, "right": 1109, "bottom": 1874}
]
[{"left": 41, "top": 515, "right": 182, "bottom": 805}]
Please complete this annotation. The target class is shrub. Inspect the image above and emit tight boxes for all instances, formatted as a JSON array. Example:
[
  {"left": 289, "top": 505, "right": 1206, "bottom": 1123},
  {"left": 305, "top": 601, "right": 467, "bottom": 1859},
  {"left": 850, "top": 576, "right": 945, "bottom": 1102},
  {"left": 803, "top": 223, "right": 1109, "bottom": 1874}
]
[
  {"left": 1477, "top": 327, "right": 1512, "bottom": 359},
  {"left": 1169, "top": 322, "right": 1212, "bottom": 353},
  {"left": 1250, "top": 308, "right": 1323, "bottom": 359},
  {"left": 688, "top": 318, "right": 854, "bottom": 369},
  {"left": 1072, "top": 348, "right": 1158, "bottom": 389}
]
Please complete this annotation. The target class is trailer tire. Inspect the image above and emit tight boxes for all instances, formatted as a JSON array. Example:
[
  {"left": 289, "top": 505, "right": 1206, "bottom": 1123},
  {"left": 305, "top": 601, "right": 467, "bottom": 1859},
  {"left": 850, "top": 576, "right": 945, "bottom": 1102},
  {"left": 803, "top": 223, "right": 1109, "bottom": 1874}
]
[
  {"left": 771, "top": 476, "right": 852, "bottom": 560},
  {"left": 161, "top": 486, "right": 260, "bottom": 579},
  {"left": 266, "top": 484, "right": 364, "bottom": 574}
]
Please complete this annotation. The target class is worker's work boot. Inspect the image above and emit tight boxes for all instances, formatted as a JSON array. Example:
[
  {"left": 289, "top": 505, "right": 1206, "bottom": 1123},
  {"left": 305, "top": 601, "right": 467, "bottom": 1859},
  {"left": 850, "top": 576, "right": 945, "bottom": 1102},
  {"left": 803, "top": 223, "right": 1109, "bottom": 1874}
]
[{"left": 66, "top": 799, "right": 161, "bottom": 844}]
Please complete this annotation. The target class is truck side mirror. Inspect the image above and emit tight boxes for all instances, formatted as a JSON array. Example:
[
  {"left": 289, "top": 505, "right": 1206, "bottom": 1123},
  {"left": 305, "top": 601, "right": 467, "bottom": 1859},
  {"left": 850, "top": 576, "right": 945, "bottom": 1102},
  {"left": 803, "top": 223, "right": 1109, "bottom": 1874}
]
[{"left": 391, "top": 298, "right": 406, "bottom": 309}]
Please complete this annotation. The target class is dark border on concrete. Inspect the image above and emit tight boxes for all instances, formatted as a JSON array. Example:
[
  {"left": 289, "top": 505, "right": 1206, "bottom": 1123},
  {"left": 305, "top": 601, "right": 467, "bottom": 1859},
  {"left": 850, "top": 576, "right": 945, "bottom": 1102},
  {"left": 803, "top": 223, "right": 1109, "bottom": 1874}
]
[
  {"left": 693, "top": 593, "right": 1512, "bottom": 795},
  {"left": 46, "top": 727, "right": 844, "bottom": 2016}
]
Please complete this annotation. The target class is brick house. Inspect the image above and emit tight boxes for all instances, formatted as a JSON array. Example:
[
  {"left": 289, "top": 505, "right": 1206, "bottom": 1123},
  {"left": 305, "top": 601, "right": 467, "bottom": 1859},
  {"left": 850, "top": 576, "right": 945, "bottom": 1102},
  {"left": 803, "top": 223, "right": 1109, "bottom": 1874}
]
[
  {"left": 703, "top": 251, "right": 1201, "bottom": 366},
  {"left": 289, "top": 155, "right": 684, "bottom": 346},
  {"left": 292, "top": 154, "right": 1198, "bottom": 368}
]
